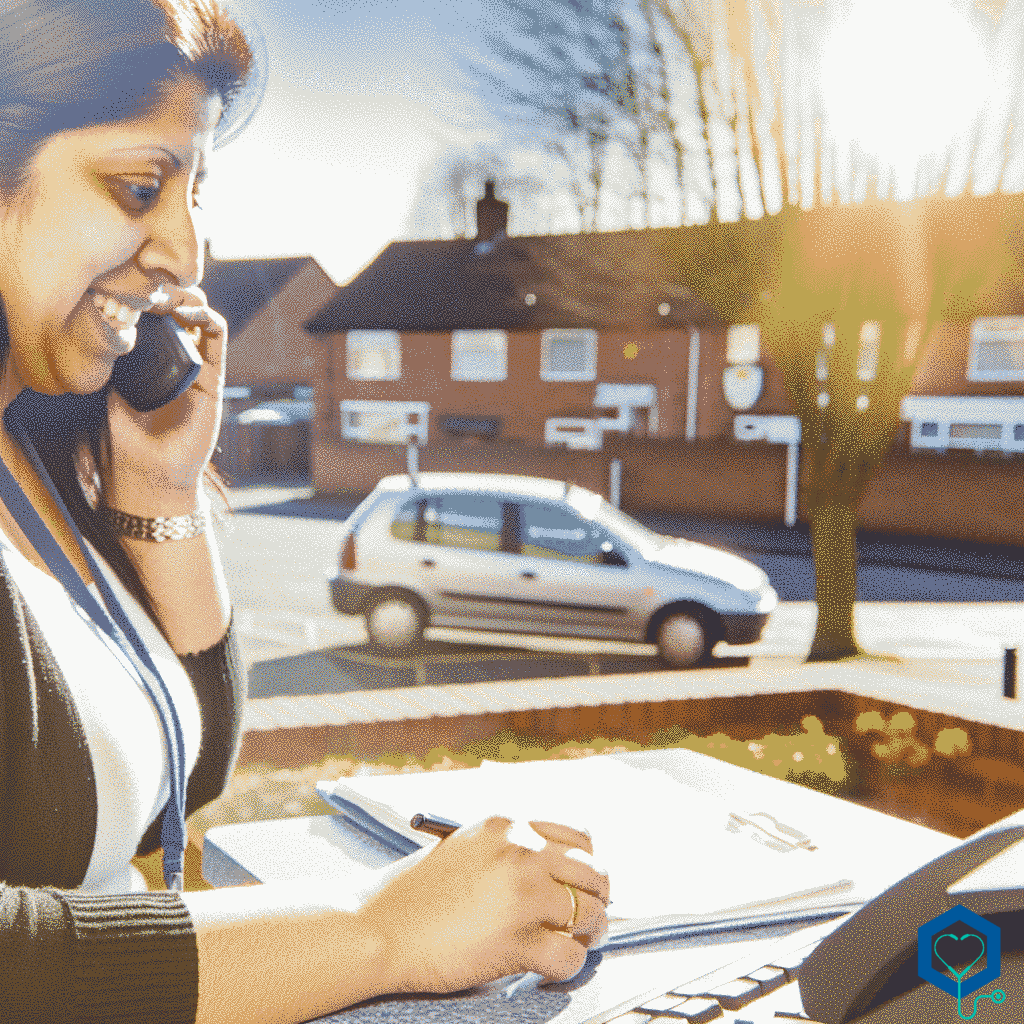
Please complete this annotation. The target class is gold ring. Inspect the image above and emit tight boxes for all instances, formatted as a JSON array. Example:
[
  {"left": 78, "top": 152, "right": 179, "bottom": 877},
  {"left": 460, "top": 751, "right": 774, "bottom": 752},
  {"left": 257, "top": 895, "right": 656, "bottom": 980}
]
[{"left": 562, "top": 883, "right": 579, "bottom": 934}]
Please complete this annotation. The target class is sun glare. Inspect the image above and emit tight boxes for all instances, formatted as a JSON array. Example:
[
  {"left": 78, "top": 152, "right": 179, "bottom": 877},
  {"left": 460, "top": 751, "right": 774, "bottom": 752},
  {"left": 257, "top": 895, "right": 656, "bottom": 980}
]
[{"left": 820, "top": 0, "right": 992, "bottom": 193}]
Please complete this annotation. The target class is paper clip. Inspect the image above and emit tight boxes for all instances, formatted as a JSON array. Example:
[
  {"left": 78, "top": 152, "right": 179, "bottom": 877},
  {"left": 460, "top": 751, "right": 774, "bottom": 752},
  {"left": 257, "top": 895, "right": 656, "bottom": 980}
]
[{"left": 726, "top": 811, "right": 818, "bottom": 852}]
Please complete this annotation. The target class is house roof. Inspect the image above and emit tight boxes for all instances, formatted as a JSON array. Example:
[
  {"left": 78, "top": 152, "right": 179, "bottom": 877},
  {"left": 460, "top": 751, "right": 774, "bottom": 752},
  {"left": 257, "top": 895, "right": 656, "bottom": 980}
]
[
  {"left": 201, "top": 251, "right": 314, "bottom": 335},
  {"left": 304, "top": 192, "right": 1024, "bottom": 337},
  {"left": 303, "top": 225, "right": 729, "bottom": 335}
]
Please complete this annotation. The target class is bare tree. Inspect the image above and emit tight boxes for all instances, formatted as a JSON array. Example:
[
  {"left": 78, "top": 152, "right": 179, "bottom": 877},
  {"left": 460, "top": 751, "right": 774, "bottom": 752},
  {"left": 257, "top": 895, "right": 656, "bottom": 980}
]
[{"left": 655, "top": 0, "right": 1024, "bottom": 660}]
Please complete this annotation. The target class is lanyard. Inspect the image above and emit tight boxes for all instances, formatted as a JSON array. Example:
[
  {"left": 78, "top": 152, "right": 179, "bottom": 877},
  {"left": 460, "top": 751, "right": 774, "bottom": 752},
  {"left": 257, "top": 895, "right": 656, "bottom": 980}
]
[{"left": 0, "top": 392, "right": 187, "bottom": 891}]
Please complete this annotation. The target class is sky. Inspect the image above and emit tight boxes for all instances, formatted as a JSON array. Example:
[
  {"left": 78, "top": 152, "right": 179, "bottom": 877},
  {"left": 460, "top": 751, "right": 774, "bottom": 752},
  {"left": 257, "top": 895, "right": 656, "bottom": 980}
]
[
  {"left": 203, "top": 0, "right": 1020, "bottom": 286},
  {"left": 204, "top": 0, "right": 492, "bottom": 284}
]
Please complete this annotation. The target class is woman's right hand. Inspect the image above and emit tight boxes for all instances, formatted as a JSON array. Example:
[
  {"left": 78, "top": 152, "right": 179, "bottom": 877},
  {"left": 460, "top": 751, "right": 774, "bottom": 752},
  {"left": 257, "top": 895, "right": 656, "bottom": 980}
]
[{"left": 356, "top": 815, "right": 610, "bottom": 995}]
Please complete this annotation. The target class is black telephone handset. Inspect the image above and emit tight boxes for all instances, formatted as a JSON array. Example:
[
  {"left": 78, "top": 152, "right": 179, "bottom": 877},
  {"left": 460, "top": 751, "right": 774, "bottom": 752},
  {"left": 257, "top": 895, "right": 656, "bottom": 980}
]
[
  {"left": 799, "top": 823, "right": 1024, "bottom": 1023},
  {"left": 110, "top": 312, "right": 203, "bottom": 412}
]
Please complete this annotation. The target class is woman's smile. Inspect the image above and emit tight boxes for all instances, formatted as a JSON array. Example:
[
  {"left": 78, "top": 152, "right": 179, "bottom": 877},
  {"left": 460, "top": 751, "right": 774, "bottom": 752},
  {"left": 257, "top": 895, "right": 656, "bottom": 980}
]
[{"left": 84, "top": 289, "right": 141, "bottom": 354}]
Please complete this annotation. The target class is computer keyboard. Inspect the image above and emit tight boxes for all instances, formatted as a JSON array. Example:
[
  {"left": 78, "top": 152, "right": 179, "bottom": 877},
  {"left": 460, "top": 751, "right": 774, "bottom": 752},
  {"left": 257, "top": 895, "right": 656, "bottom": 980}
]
[{"left": 603, "top": 922, "right": 832, "bottom": 1023}]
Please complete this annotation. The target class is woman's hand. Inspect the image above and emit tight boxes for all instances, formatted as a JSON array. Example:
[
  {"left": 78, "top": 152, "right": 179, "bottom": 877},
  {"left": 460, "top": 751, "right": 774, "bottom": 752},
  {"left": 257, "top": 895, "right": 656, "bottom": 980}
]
[
  {"left": 103, "top": 283, "right": 226, "bottom": 513},
  {"left": 356, "top": 816, "right": 610, "bottom": 996}
]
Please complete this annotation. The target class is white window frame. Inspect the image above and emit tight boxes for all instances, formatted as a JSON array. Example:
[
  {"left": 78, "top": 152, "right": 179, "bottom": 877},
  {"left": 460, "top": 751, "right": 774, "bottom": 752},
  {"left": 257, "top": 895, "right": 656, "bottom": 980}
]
[
  {"left": 346, "top": 330, "right": 401, "bottom": 380},
  {"left": 340, "top": 400, "right": 429, "bottom": 445},
  {"left": 451, "top": 330, "right": 508, "bottom": 381},
  {"left": 539, "top": 329, "right": 598, "bottom": 382},
  {"left": 901, "top": 396, "right": 1024, "bottom": 453},
  {"left": 968, "top": 318, "right": 1024, "bottom": 382}
]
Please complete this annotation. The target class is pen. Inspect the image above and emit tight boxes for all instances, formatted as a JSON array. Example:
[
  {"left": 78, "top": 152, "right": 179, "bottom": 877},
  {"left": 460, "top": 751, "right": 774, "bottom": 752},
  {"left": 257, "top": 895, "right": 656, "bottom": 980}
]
[{"left": 409, "top": 812, "right": 462, "bottom": 839}]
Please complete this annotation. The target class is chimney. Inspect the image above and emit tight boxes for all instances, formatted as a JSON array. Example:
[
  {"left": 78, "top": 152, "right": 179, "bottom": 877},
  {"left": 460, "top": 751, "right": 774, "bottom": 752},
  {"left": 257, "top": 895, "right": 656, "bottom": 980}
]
[{"left": 475, "top": 180, "right": 508, "bottom": 242}]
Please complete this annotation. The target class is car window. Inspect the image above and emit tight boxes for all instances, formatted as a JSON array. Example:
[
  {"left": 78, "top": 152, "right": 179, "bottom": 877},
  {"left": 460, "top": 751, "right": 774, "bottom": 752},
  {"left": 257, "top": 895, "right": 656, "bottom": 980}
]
[
  {"left": 390, "top": 498, "right": 425, "bottom": 542},
  {"left": 517, "top": 501, "right": 610, "bottom": 563},
  {"left": 424, "top": 493, "right": 505, "bottom": 551}
]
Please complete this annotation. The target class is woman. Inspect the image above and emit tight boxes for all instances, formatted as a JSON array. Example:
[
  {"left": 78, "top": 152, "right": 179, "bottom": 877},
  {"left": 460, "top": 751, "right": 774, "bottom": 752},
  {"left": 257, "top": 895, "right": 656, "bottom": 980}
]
[{"left": 0, "top": 2, "right": 610, "bottom": 1022}]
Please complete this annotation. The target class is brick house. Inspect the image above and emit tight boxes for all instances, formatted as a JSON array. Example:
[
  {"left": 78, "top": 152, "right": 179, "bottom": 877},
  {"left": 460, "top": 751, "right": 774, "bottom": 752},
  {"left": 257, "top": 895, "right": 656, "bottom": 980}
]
[
  {"left": 201, "top": 242, "right": 336, "bottom": 477},
  {"left": 302, "top": 189, "right": 1024, "bottom": 546}
]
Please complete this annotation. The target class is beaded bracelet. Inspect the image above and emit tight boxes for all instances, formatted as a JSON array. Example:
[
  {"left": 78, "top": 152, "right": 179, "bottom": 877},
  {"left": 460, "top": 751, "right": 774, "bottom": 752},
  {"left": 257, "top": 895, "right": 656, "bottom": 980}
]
[{"left": 103, "top": 507, "right": 208, "bottom": 542}]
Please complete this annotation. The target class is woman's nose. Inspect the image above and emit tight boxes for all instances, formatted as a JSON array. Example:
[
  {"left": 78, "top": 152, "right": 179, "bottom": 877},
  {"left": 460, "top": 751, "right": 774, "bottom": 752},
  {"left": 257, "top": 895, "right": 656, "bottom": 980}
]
[{"left": 136, "top": 196, "right": 202, "bottom": 290}]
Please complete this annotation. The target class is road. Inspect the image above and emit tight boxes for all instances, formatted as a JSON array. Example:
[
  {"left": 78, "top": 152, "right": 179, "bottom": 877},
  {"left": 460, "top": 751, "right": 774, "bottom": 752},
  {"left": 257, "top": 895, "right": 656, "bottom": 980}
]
[{"left": 215, "top": 484, "right": 1024, "bottom": 682}]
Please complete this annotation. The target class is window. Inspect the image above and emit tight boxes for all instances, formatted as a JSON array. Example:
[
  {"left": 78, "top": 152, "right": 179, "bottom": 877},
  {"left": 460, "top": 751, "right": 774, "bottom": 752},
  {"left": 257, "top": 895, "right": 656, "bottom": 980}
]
[
  {"left": 540, "top": 329, "right": 597, "bottom": 381},
  {"left": 391, "top": 495, "right": 505, "bottom": 550},
  {"left": 726, "top": 324, "right": 760, "bottom": 364},
  {"left": 346, "top": 330, "right": 401, "bottom": 380},
  {"left": 858, "top": 322, "right": 880, "bottom": 381},
  {"left": 390, "top": 499, "right": 425, "bottom": 543},
  {"left": 451, "top": 331, "right": 508, "bottom": 381},
  {"left": 340, "top": 400, "right": 428, "bottom": 444},
  {"left": 419, "top": 494, "right": 504, "bottom": 552},
  {"left": 968, "top": 319, "right": 1024, "bottom": 381},
  {"left": 439, "top": 415, "right": 500, "bottom": 440},
  {"left": 517, "top": 501, "right": 608, "bottom": 563}
]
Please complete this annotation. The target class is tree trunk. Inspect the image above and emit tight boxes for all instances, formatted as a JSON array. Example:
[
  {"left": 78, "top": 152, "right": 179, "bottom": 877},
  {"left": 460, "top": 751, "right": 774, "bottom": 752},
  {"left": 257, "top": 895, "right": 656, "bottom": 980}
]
[{"left": 807, "top": 501, "right": 861, "bottom": 661}]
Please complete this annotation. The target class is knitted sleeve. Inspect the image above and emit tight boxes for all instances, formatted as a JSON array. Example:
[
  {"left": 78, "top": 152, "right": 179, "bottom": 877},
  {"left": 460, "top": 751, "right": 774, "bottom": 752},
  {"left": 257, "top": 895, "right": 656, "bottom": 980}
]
[
  {"left": 0, "top": 583, "right": 215, "bottom": 1023},
  {"left": 1, "top": 885, "right": 198, "bottom": 1024}
]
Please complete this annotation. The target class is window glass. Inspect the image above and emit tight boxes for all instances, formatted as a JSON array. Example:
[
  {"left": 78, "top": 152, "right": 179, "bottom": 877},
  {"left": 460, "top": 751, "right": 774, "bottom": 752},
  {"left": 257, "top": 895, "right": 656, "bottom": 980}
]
[
  {"left": 540, "top": 329, "right": 597, "bottom": 381},
  {"left": 390, "top": 499, "right": 424, "bottom": 543},
  {"left": 347, "top": 330, "right": 401, "bottom": 380},
  {"left": 968, "top": 319, "right": 1024, "bottom": 381},
  {"left": 422, "top": 494, "right": 504, "bottom": 551},
  {"left": 518, "top": 501, "right": 608, "bottom": 563},
  {"left": 451, "top": 331, "right": 508, "bottom": 381}
]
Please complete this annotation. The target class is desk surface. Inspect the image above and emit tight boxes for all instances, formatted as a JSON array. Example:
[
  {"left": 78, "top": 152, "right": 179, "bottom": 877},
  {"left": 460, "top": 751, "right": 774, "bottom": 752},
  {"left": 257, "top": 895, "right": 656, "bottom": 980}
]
[{"left": 202, "top": 748, "right": 963, "bottom": 1024}]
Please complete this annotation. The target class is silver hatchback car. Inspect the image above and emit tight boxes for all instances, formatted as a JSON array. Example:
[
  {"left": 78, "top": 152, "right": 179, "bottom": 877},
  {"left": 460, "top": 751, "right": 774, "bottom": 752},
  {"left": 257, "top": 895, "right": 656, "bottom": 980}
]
[{"left": 330, "top": 473, "right": 777, "bottom": 667}]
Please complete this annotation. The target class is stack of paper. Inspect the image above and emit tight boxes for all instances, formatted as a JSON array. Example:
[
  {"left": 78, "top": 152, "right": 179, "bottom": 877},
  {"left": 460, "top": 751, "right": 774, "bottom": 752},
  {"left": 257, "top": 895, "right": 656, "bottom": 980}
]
[{"left": 317, "top": 755, "right": 857, "bottom": 923}]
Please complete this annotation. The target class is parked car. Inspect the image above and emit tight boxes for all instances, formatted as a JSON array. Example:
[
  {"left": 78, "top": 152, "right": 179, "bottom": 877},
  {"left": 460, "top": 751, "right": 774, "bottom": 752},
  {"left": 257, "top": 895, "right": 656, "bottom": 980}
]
[{"left": 329, "top": 473, "right": 777, "bottom": 667}]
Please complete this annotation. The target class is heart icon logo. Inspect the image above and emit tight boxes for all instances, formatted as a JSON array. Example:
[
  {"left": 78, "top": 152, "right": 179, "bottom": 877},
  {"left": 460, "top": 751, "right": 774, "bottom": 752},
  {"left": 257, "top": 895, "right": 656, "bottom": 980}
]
[{"left": 934, "top": 931, "right": 986, "bottom": 982}]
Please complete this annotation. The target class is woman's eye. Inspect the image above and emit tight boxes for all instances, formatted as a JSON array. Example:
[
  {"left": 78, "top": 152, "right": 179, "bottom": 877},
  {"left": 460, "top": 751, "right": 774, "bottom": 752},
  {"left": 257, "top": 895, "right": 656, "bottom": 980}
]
[
  {"left": 116, "top": 180, "right": 160, "bottom": 211},
  {"left": 116, "top": 179, "right": 203, "bottom": 212}
]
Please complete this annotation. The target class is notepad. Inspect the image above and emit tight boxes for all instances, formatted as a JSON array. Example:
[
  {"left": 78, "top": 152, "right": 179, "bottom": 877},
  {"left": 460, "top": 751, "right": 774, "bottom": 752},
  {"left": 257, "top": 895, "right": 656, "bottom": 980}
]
[{"left": 317, "top": 755, "right": 856, "bottom": 921}]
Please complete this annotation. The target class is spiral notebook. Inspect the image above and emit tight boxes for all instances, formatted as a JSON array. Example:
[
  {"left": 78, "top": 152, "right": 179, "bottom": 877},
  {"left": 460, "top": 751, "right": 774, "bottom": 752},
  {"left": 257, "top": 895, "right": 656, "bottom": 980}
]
[{"left": 315, "top": 754, "right": 858, "bottom": 926}]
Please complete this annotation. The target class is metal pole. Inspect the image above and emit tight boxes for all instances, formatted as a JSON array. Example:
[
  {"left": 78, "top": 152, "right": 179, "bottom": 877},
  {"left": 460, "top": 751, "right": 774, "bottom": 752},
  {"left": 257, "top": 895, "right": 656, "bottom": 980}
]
[
  {"left": 610, "top": 458, "right": 622, "bottom": 508},
  {"left": 1005, "top": 648, "right": 1018, "bottom": 699},
  {"left": 685, "top": 330, "right": 700, "bottom": 441},
  {"left": 785, "top": 442, "right": 799, "bottom": 528},
  {"left": 406, "top": 442, "right": 418, "bottom": 482}
]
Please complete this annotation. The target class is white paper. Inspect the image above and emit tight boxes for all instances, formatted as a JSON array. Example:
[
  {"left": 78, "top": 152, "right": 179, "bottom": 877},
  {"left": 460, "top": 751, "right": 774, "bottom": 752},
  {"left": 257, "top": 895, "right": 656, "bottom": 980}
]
[{"left": 324, "top": 756, "right": 853, "bottom": 918}]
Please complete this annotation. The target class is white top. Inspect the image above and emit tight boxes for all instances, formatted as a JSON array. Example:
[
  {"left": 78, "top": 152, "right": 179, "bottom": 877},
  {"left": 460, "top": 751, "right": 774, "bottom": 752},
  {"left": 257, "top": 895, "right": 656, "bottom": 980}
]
[{"left": 0, "top": 528, "right": 202, "bottom": 894}]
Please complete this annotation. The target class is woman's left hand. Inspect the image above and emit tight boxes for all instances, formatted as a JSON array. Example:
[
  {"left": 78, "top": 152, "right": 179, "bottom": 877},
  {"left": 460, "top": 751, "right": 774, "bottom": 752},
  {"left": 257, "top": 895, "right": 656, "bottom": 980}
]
[{"left": 103, "top": 283, "right": 226, "bottom": 512}]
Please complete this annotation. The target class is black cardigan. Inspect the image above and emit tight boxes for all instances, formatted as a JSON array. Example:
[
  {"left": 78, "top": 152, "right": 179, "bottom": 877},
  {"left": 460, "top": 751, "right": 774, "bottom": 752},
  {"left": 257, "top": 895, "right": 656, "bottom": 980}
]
[{"left": 0, "top": 554, "right": 245, "bottom": 1024}]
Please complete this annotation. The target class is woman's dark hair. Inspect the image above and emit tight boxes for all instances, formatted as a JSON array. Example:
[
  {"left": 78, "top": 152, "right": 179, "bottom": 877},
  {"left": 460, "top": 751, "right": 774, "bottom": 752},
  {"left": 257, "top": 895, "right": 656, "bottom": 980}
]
[{"left": 0, "top": 0, "right": 266, "bottom": 634}]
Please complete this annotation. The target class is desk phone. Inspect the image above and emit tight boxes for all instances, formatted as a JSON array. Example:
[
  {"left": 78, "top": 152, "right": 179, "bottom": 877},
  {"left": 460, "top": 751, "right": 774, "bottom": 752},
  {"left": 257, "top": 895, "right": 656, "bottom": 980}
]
[{"left": 596, "top": 823, "right": 1024, "bottom": 1024}]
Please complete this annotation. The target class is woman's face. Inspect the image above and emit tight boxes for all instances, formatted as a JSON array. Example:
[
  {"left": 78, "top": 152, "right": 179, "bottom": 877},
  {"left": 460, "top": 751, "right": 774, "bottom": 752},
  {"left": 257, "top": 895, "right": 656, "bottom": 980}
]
[{"left": 0, "top": 74, "right": 222, "bottom": 397}]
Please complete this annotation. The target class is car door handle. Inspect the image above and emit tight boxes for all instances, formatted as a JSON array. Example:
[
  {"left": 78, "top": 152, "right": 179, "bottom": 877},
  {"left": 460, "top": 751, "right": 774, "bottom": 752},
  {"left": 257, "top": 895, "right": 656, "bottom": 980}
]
[
  {"left": 520, "top": 571, "right": 536, "bottom": 579},
  {"left": 421, "top": 559, "right": 436, "bottom": 568}
]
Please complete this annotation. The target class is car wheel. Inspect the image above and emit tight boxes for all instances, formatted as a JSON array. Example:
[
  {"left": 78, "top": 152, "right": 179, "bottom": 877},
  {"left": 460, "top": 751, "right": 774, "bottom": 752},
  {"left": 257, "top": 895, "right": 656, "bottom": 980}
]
[
  {"left": 657, "top": 613, "right": 708, "bottom": 668},
  {"left": 365, "top": 591, "right": 427, "bottom": 653}
]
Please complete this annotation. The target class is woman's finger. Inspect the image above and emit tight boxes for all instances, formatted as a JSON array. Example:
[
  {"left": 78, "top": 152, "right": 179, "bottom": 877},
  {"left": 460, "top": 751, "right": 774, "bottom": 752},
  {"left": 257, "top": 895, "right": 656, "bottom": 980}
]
[
  {"left": 542, "top": 883, "right": 608, "bottom": 942},
  {"left": 528, "top": 820, "right": 593, "bottom": 855},
  {"left": 149, "top": 284, "right": 227, "bottom": 375}
]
